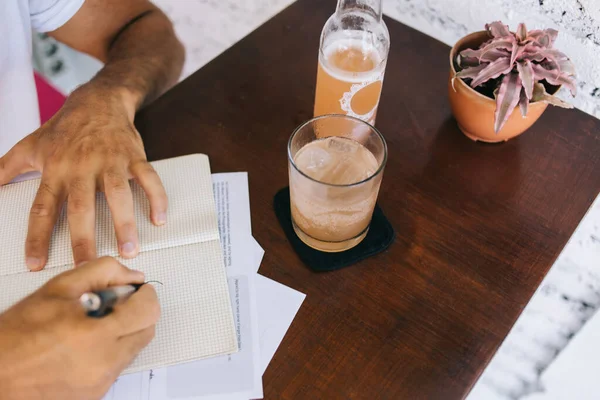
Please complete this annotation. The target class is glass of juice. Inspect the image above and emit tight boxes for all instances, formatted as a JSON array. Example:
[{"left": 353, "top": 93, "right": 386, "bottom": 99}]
[
  {"left": 314, "top": 0, "right": 390, "bottom": 125},
  {"left": 288, "top": 114, "right": 387, "bottom": 252}
]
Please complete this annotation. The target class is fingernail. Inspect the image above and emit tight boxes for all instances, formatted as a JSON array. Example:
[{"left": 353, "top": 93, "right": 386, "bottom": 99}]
[
  {"left": 121, "top": 242, "right": 137, "bottom": 256},
  {"left": 26, "top": 257, "right": 42, "bottom": 269},
  {"left": 76, "top": 261, "right": 88, "bottom": 267},
  {"left": 155, "top": 212, "right": 167, "bottom": 225}
]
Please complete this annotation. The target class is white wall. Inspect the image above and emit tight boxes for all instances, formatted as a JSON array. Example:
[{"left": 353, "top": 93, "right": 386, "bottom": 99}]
[
  {"left": 383, "top": 0, "right": 600, "bottom": 118},
  {"left": 36, "top": 0, "right": 600, "bottom": 119}
]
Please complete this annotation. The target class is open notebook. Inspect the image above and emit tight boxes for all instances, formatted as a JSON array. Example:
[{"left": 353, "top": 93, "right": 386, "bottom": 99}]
[{"left": 0, "top": 154, "right": 238, "bottom": 373}]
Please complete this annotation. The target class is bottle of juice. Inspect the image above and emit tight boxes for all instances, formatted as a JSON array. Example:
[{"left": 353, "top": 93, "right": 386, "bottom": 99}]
[{"left": 314, "top": 0, "right": 390, "bottom": 126}]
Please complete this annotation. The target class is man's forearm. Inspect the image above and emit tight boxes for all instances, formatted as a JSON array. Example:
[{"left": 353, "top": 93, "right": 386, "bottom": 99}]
[
  {"left": 0, "top": 2, "right": 181, "bottom": 268},
  {"left": 87, "top": 8, "right": 185, "bottom": 116}
]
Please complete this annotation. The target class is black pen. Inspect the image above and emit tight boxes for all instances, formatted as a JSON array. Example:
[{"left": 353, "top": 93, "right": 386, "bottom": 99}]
[{"left": 79, "top": 284, "right": 143, "bottom": 317}]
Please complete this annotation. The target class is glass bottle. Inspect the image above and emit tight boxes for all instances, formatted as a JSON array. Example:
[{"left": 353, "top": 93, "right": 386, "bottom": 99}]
[{"left": 313, "top": 0, "right": 390, "bottom": 126}]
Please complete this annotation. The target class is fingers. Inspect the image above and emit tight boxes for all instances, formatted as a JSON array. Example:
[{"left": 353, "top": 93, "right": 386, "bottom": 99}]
[
  {"left": 109, "top": 284, "right": 160, "bottom": 336},
  {"left": 67, "top": 177, "right": 98, "bottom": 266},
  {"left": 45, "top": 256, "right": 145, "bottom": 298},
  {"left": 103, "top": 169, "right": 139, "bottom": 258},
  {"left": 131, "top": 161, "right": 168, "bottom": 226},
  {"left": 0, "top": 138, "right": 36, "bottom": 185},
  {"left": 25, "top": 179, "right": 66, "bottom": 270}
]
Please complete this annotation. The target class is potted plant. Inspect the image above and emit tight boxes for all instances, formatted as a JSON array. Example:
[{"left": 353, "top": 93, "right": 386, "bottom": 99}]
[{"left": 448, "top": 21, "right": 576, "bottom": 142}]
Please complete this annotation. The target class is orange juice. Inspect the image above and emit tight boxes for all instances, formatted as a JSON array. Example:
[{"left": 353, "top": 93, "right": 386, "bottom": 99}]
[
  {"left": 314, "top": 38, "right": 386, "bottom": 125},
  {"left": 290, "top": 136, "right": 381, "bottom": 250},
  {"left": 288, "top": 116, "right": 387, "bottom": 253}
]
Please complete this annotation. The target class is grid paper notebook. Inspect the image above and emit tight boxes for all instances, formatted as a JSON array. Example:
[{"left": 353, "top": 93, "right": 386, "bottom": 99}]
[{"left": 0, "top": 154, "right": 238, "bottom": 373}]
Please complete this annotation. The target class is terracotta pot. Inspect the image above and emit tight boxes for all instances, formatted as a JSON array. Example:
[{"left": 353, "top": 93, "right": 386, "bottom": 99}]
[{"left": 448, "top": 31, "right": 550, "bottom": 143}]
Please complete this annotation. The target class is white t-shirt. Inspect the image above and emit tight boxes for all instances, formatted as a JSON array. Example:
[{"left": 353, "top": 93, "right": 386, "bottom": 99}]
[{"left": 0, "top": 0, "right": 84, "bottom": 158}]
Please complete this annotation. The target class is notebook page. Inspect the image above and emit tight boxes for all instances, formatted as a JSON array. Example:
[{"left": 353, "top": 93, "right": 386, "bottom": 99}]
[
  {"left": 0, "top": 154, "right": 220, "bottom": 275},
  {"left": 0, "top": 240, "right": 237, "bottom": 373},
  {"left": 0, "top": 154, "right": 238, "bottom": 371}
]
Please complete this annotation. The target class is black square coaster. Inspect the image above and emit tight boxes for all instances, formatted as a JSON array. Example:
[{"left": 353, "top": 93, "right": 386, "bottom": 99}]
[{"left": 274, "top": 187, "right": 395, "bottom": 272}]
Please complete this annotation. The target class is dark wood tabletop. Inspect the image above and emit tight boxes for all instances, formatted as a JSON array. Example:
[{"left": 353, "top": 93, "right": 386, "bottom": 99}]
[{"left": 136, "top": 0, "right": 600, "bottom": 398}]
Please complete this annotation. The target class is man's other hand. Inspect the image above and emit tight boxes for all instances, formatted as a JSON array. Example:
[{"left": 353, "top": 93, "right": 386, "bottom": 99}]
[
  {"left": 0, "top": 257, "right": 160, "bottom": 400},
  {"left": 0, "top": 85, "right": 168, "bottom": 270}
]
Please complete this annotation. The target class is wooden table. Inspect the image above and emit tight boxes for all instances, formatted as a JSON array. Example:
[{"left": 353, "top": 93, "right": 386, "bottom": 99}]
[{"left": 136, "top": 0, "right": 600, "bottom": 398}]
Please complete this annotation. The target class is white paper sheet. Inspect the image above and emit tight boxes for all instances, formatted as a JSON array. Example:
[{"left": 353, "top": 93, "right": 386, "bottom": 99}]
[
  {"left": 103, "top": 371, "right": 149, "bottom": 400},
  {"left": 144, "top": 273, "right": 306, "bottom": 400},
  {"left": 211, "top": 172, "right": 262, "bottom": 399},
  {"left": 105, "top": 267, "right": 306, "bottom": 400},
  {"left": 147, "top": 275, "right": 258, "bottom": 400},
  {"left": 255, "top": 275, "right": 306, "bottom": 375},
  {"left": 251, "top": 237, "right": 265, "bottom": 273},
  {"left": 106, "top": 172, "right": 261, "bottom": 400},
  {"left": 104, "top": 172, "right": 305, "bottom": 400},
  {"left": 212, "top": 173, "right": 253, "bottom": 276}
]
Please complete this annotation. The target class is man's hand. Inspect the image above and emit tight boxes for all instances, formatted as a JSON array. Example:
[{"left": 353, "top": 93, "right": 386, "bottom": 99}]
[
  {"left": 0, "top": 85, "right": 168, "bottom": 269},
  {"left": 0, "top": 257, "right": 159, "bottom": 400},
  {"left": 0, "top": 0, "right": 183, "bottom": 271}
]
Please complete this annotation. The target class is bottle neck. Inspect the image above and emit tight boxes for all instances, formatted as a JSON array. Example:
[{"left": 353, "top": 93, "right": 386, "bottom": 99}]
[{"left": 336, "top": 0, "right": 383, "bottom": 22}]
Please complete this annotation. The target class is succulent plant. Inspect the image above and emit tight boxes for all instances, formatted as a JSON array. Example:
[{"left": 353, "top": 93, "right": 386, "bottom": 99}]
[{"left": 453, "top": 21, "right": 576, "bottom": 133}]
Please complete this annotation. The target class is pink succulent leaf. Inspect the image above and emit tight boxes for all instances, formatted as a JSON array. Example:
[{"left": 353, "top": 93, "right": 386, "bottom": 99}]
[
  {"left": 457, "top": 55, "right": 481, "bottom": 68},
  {"left": 537, "top": 34, "right": 551, "bottom": 47},
  {"left": 455, "top": 63, "right": 489, "bottom": 79},
  {"left": 532, "top": 83, "right": 546, "bottom": 101},
  {"left": 540, "top": 58, "right": 561, "bottom": 73},
  {"left": 511, "top": 43, "right": 541, "bottom": 65},
  {"left": 519, "top": 88, "right": 529, "bottom": 117},
  {"left": 549, "top": 73, "right": 578, "bottom": 96},
  {"left": 526, "top": 29, "right": 544, "bottom": 41},
  {"left": 460, "top": 48, "right": 484, "bottom": 59},
  {"left": 516, "top": 23, "right": 528, "bottom": 42},
  {"left": 541, "top": 94, "right": 573, "bottom": 108},
  {"left": 486, "top": 21, "right": 511, "bottom": 38},
  {"left": 531, "top": 62, "right": 560, "bottom": 81},
  {"left": 480, "top": 38, "right": 495, "bottom": 49},
  {"left": 453, "top": 63, "right": 488, "bottom": 90},
  {"left": 543, "top": 28, "right": 559, "bottom": 46},
  {"left": 539, "top": 50, "right": 576, "bottom": 77},
  {"left": 543, "top": 48, "right": 569, "bottom": 61},
  {"left": 480, "top": 39, "right": 515, "bottom": 63},
  {"left": 557, "top": 58, "right": 576, "bottom": 75},
  {"left": 532, "top": 82, "right": 574, "bottom": 108},
  {"left": 532, "top": 64, "right": 577, "bottom": 95},
  {"left": 526, "top": 29, "right": 542, "bottom": 36},
  {"left": 527, "top": 29, "right": 558, "bottom": 47},
  {"left": 483, "top": 38, "right": 515, "bottom": 52},
  {"left": 480, "top": 48, "right": 510, "bottom": 62},
  {"left": 470, "top": 57, "right": 513, "bottom": 88},
  {"left": 494, "top": 72, "right": 523, "bottom": 133},
  {"left": 536, "top": 49, "right": 569, "bottom": 70},
  {"left": 511, "top": 42, "right": 523, "bottom": 66},
  {"left": 517, "top": 60, "right": 535, "bottom": 99},
  {"left": 519, "top": 51, "right": 546, "bottom": 62},
  {"left": 463, "top": 57, "right": 482, "bottom": 67},
  {"left": 521, "top": 42, "right": 543, "bottom": 52}
]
